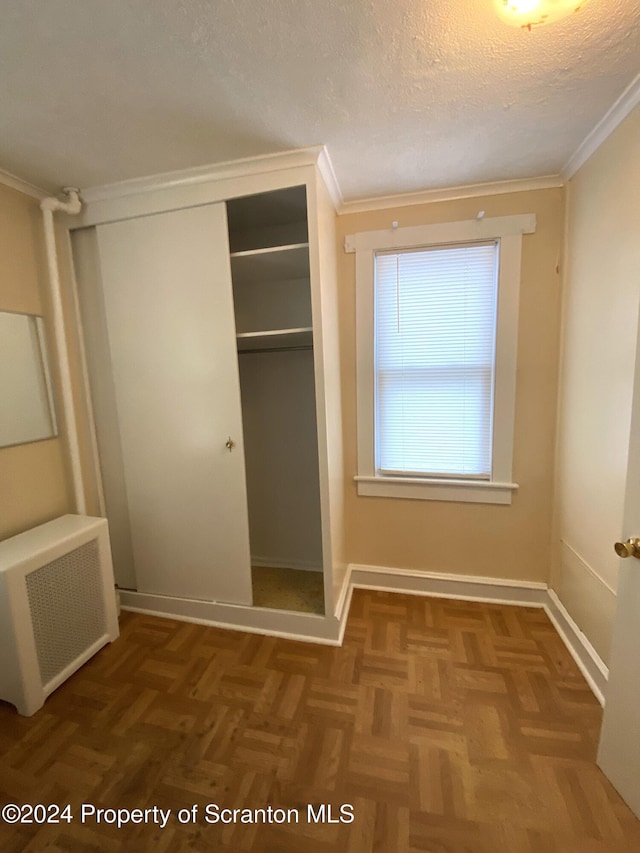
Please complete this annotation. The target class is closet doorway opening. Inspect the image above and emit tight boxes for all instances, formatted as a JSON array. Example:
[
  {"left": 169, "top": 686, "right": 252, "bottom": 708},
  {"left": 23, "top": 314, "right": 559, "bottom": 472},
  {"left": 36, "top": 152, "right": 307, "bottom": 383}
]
[{"left": 227, "top": 186, "right": 325, "bottom": 616}]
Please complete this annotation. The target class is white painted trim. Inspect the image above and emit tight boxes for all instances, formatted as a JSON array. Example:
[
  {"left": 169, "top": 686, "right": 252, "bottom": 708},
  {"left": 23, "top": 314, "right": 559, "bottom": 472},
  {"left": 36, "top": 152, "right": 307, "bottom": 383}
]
[
  {"left": 339, "top": 176, "right": 563, "bottom": 215},
  {"left": 334, "top": 563, "right": 353, "bottom": 621},
  {"left": 351, "top": 563, "right": 547, "bottom": 588},
  {"left": 350, "top": 563, "right": 548, "bottom": 605},
  {"left": 80, "top": 146, "right": 326, "bottom": 204},
  {"left": 336, "top": 580, "right": 355, "bottom": 647},
  {"left": 345, "top": 214, "right": 536, "bottom": 253},
  {"left": 77, "top": 151, "right": 563, "bottom": 218},
  {"left": 0, "top": 167, "right": 47, "bottom": 200},
  {"left": 352, "top": 216, "right": 530, "bottom": 503},
  {"left": 545, "top": 589, "right": 608, "bottom": 706},
  {"left": 355, "top": 245, "right": 375, "bottom": 479},
  {"left": 491, "top": 232, "right": 521, "bottom": 485},
  {"left": 121, "top": 604, "right": 341, "bottom": 646},
  {"left": 72, "top": 164, "right": 319, "bottom": 230},
  {"left": 354, "top": 476, "right": 518, "bottom": 504},
  {"left": 119, "top": 589, "right": 342, "bottom": 645},
  {"left": 351, "top": 582, "right": 542, "bottom": 609},
  {"left": 316, "top": 146, "right": 343, "bottom": 212},
  {"left": 251, "top": 556, "right": 323, "bottom": 572},
  {"left": 304, "top": 174, "right": 339, "bottom": 617},
  {"left": 563, "top": 73, "right": 640, "bottom": 180}
]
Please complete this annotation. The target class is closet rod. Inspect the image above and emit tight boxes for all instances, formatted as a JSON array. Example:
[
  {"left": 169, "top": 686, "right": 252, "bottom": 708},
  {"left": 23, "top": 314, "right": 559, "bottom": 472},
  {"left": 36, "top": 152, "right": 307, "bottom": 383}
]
[{"left": 238, "top": 345, "right": 314, "bottom": 355}]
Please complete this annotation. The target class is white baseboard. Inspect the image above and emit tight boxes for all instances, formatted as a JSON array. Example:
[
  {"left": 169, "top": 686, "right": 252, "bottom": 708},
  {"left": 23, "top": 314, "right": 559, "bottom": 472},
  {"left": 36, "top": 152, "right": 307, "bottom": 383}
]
[
  {"left": 120, "top": 564, "right": 609, "bottom": 705},
  {"left": 349, "top": 563, "right": 548, "bottom": 606},
  {"left": 119, "top": 590, "right": 341, "bottom": 645},
  {"left": 334, "top": 563, "right": 353, "bottom": 619},
  {"left": 545, "top": 589, "right": 608, "bottom": 706},
  {"left": 334, "top": 564, "right": 354, "bottom": 646}
]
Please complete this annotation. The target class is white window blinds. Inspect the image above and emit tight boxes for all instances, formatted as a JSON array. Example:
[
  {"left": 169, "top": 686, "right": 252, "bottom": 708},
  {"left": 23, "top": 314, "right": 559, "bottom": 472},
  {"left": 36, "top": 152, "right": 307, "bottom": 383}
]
[{"left": 375, "top": 242, "right": 498, "bottom": 478}]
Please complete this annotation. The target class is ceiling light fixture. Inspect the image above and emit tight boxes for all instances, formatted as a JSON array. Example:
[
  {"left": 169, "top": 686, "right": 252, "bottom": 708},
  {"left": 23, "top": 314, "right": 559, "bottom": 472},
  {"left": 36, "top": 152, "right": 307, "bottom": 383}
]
[{"left": 494, "top": 0, "right": 588, "bottom": 29}]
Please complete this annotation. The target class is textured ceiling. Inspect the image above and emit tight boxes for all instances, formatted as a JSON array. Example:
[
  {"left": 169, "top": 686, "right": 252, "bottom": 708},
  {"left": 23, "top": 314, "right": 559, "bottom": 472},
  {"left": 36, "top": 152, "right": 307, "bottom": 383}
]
[{"left": 1, "top": 0, "right": 639, "bottom": 200}]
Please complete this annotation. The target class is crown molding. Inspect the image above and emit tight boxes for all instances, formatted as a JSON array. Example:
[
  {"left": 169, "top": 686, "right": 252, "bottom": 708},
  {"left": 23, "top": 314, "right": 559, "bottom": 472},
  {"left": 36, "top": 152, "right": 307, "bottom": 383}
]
[
  {"left": 0, "top": 168, "right": 47, "bottom": 201},
  {"left": 80, "top": 146, "right": 327, "bottom": 204},
  {"left": 563, "top": 72, "right": 640, "bottom": 180},
  {"left": 338, "top": 174, "right": 564, "bottom": 215},
  {"left": 316, "top": 145, "right": 343, "bottom": 211}
]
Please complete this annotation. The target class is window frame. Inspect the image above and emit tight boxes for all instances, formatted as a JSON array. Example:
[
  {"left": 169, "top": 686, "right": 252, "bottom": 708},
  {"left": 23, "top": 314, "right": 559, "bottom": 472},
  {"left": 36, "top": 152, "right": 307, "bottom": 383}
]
[{"left": 347, "top": 214, "right": 536, "bottom": 505}]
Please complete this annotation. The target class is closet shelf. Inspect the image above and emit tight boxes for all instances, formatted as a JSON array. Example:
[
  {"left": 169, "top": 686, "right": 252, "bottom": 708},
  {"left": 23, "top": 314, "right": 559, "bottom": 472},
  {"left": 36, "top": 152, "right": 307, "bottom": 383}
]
[
  {"left": 236, "top": 327, "right": 313, "bottom": 352},
  {"left": 230, "top": 243, "right": 310, "bottom": 285}
]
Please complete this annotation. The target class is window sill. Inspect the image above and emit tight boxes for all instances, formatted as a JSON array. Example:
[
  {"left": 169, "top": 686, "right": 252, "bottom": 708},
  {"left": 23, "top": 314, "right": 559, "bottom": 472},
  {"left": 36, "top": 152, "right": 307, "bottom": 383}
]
[{"left": 354, "top": 475, "right": 518, "bottom": 505}]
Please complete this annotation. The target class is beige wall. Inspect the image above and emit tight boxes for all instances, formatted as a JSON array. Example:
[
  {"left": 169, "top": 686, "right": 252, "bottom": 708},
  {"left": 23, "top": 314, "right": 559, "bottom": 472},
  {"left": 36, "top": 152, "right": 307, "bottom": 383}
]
[
  {"left": 551, "top": 107, "right": 640, "bottom": 665},
  {"left": 337, "top": 188, "right": 564, "bottom": 582},
  {"left": 0, "top": 183, "right": 71, "bottom": 539}
]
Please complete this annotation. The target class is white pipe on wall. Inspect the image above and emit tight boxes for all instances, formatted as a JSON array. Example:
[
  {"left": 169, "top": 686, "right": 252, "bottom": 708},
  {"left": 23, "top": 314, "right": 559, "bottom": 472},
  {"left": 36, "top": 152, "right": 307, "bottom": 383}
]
[{"left": 40, "top": 189, "right": 86, "bottom": 515}]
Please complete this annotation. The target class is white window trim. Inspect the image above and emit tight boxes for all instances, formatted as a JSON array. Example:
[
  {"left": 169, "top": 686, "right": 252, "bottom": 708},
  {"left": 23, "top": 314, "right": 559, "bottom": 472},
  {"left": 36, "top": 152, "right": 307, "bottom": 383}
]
[{"left": 347, "top": 214, "right": 536, "bottom": 505}]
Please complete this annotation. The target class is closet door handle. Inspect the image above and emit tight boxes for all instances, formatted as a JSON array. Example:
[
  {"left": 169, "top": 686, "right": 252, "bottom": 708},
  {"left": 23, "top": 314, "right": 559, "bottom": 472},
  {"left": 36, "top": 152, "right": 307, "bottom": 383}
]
[{"left": 225, "top": 437, "right": 236, "bottom": 452}]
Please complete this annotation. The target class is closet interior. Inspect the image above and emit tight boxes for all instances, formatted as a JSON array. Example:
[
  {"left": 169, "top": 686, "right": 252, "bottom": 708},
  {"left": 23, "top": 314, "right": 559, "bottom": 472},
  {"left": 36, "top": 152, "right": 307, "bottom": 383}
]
[{"left": 226, "top": 186, "right": 324, "bottom": 615}]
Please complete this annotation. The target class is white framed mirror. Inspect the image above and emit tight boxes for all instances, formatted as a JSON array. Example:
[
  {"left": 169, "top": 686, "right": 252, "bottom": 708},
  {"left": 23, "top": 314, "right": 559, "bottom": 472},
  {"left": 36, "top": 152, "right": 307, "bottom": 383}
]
[{"left": 0, "top": 310, "right": 58, "bottom": 448}]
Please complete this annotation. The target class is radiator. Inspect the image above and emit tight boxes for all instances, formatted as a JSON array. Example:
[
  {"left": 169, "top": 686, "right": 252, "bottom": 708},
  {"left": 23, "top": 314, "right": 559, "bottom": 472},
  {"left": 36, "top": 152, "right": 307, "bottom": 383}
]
[{"left": 0, "top": 515, "right": 119, "bottom": 715}]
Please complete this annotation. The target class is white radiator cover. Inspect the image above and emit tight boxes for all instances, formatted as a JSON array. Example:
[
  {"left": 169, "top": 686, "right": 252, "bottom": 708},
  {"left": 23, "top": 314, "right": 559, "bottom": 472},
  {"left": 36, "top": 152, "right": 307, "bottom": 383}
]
[{"left": 0, "top": 515, "right": 119, "bottom": 715}]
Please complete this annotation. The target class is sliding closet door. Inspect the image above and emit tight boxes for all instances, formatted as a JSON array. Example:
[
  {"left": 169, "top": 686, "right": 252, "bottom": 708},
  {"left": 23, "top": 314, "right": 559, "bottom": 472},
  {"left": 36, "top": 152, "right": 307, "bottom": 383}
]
[{"left": 95, "top": 204, "right": 252, "bottom": 604}]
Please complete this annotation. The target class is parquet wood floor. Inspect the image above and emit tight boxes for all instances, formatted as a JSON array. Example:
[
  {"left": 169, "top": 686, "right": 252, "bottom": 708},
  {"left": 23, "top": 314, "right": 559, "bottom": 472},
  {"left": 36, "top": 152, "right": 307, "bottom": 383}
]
[{"left": 1, "top": 590, "right": 639, "bottom": 852}]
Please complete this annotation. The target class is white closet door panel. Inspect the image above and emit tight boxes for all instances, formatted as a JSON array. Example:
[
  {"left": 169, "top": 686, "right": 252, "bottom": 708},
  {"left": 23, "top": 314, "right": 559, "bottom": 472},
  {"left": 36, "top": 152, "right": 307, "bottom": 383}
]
[{"left": 96, "top": 205, "right": 252, "bottom": 604}]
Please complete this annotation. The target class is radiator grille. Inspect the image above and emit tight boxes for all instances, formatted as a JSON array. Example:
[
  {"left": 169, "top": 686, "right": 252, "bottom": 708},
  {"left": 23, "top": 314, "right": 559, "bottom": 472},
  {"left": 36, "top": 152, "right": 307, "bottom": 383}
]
[{"left": 25, "top": 540, "right": 107, "bottom": 686}]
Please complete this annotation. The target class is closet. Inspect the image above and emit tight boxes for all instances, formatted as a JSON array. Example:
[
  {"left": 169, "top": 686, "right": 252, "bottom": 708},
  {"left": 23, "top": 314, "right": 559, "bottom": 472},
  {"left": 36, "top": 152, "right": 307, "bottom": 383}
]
[
  {"left": 70, "top": 151, "right": 344, "bottom": 634},
  {"left": 227, "top": 187, "right": 324, "bottom": 614}
]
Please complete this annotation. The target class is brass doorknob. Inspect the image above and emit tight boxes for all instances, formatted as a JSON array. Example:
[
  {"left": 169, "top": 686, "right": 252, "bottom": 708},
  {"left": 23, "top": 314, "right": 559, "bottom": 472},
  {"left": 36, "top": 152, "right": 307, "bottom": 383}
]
[
  {"left": 225, "top": 437, "right": 235, "bottom": 452},
  {"left": 614, "top": 538, "right": 640, "bottom": 559}
]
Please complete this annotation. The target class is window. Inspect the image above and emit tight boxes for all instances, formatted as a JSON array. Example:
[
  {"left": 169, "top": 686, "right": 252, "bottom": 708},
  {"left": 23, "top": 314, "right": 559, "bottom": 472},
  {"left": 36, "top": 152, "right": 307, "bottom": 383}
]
[
  {"left": 375, "top": 241, "right": 497, "bottom": 478},
  {"left": 347, "top": 214, "right": 536, "bottom": 504}
]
